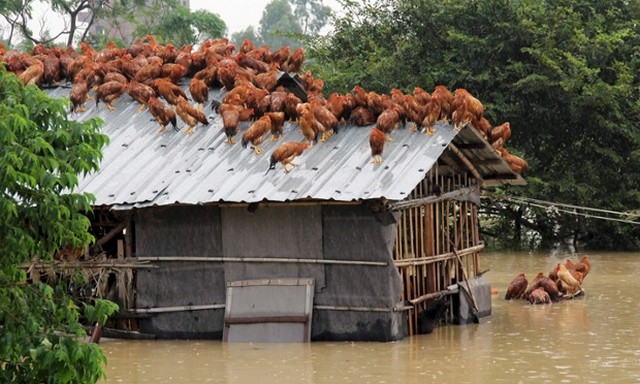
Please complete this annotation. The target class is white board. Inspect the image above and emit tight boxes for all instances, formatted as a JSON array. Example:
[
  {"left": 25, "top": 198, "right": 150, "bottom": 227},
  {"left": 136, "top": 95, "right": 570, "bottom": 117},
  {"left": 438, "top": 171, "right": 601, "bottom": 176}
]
[{"left": 223, "top": 278, "right": 314, "bottom": 343}]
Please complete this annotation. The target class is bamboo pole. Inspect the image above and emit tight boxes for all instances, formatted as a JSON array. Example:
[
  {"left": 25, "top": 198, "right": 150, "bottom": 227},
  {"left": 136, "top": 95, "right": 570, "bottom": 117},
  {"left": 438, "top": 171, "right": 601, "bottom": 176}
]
[
  {"left": 448, "top": 143, "right": 484, "bottom": 186},
  {"left": 131, "top": 304, "right": 226, "bottom": 314},
  {"left": 314, "top": 304, "right": 413, "bottom": 312},
  {"left": 22, "top": 261, "right": 155, "bottom": 269},
  {"left": 137, "top": 256, "right": 388, "bottom": 266},
  {"left": 409, "top": 287, "right": 459, "bottom": 306},
  {"left": 92, "top": 222, "right": 126, "bottom": 251}
]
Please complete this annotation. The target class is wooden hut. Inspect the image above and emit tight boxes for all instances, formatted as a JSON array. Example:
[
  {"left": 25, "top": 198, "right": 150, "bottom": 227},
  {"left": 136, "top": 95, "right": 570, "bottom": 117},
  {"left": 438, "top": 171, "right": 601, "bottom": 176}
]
[{"left": 44, "top": 81, "right": 524, "bottom": 341}]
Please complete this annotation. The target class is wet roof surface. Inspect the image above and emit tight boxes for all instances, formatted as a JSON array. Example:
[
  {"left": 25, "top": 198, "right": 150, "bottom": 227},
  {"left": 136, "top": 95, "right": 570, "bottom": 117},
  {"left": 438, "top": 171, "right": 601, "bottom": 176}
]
[{"left": 47, "top": 85, "right": 523, "bottom": 209}]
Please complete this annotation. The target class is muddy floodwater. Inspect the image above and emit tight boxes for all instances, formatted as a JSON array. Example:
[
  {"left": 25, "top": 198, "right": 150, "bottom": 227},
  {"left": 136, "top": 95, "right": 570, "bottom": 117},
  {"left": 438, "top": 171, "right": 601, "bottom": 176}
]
[{"left": 100, "top": 252, "right": 640, "bottom": 383}]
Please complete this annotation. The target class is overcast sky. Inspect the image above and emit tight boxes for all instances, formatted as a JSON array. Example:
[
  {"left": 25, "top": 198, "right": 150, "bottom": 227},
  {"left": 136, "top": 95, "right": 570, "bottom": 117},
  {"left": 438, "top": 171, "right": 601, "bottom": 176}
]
[{"left": 21, "top": 0, "right": 342, "bottom": 43}]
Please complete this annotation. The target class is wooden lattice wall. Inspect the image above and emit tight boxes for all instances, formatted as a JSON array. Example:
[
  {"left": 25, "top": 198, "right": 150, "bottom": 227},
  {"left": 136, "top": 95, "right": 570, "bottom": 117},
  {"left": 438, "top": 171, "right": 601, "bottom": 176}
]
[{"left": 393, "top": 166, "right": 483, "bottom": 335}]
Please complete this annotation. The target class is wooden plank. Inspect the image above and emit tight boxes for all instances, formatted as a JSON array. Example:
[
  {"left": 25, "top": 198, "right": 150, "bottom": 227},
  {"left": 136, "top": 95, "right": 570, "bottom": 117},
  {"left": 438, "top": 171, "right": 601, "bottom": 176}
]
[
  {"left": 225, "top": 315, "right": 308, "bottom": 325},
  {"left": 224, "top": 278, "right": 314, "bottom": 343}
]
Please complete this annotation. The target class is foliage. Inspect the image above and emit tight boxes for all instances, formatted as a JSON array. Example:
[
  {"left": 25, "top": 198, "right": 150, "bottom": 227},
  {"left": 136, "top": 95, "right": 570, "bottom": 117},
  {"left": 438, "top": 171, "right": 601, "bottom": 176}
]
[
  {"left": 0, "top": 66, "right": 116, "bottom": 381},
  {"left": 307, "top": 0, "right": 640, "bottom": 250},
  {"left": 1, "top": 0, "right": 226, "bottom": 49},
  {"left": 0, "top": 0, "right": 36, "bottom": 48},
  {"left": 232, "top": 0, "right": 331, "bottom": 49},
  {"left": 133, "top": 1, "right": 226, "bottom": 47},
  {"left": 291, "top": 0, "right": 332, "bottom": 34},
  {"left": 231, "top": 26, "right": 261, "bottom": 48}
]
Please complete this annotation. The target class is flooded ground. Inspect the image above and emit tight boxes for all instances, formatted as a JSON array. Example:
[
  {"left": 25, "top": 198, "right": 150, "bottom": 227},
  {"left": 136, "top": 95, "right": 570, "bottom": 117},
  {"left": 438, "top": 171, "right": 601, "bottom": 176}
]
[{"left": 100, "top": 252, "right": 640, "bottom": 383}]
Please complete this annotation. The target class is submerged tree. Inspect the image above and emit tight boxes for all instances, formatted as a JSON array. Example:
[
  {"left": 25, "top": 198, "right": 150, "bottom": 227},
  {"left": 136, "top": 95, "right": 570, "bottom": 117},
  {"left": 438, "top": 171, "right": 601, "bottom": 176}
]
[
  {"left": 307, "top": 0, "right": 640, "bottom": 250},
  {"left": 0, "top": 66, "right": 117, "bottom": 381}
]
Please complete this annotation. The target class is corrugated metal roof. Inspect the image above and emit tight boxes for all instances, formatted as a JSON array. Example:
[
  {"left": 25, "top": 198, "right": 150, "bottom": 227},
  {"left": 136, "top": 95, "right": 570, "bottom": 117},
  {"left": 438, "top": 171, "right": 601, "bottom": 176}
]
[
  {"left": 451, "top": 126, "right": 527, "bottom": 187},
  {"left": 46, "top": 85, "right": 522, "bottom": 209}
]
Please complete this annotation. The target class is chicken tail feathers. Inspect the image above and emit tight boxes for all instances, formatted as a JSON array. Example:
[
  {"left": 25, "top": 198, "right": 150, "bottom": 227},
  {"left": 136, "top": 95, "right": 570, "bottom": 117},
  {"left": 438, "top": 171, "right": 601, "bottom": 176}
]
[
  {"left": 241, "top": 138, "right": 249, "bottom": 149},
  {"left": 210, "top": 99, "right": 221, "bottom": 113},
  {"left": 265, "top": 155, "right": 277, "bottom": 174},
  {"left": 171, "top": 116, "right": 178, "bottom": 131}
]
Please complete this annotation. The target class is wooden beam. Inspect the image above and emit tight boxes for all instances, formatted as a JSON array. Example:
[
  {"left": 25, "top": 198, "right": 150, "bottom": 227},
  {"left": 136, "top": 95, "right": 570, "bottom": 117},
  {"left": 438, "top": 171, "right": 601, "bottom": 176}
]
[
  {"left": 447, "top": 143, "right": 484, "bottom": 186},
  {"left": 224, "top": 316, "right": 308, "bottom": 325},
  {"left": 92, "top": 221, "right": 126, "bottom": 252},
  {"left": 137, "top": 256, "right": 388, "bottom": 266},
  {"left": 388, "top": 185, "right": 480, "bottom": 211}
]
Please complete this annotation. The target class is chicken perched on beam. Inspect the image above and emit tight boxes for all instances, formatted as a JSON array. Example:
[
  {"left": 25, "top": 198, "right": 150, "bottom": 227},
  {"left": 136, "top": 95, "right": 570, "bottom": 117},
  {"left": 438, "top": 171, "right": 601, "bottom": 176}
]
[
  {"left": 148, "top": 96, "right": 177, "bottom": 132},
  {"left": 242, "top": 115, "right": 273, "bottom": 154},
  {"left": 267, "top": 141, "right": 311, "bottom": 174},
  {"left": 450, "top": 88, "right": 484, "bottom": 131},
  {"left": 176, "top": 96, "right": 209, "bottom": 135}
]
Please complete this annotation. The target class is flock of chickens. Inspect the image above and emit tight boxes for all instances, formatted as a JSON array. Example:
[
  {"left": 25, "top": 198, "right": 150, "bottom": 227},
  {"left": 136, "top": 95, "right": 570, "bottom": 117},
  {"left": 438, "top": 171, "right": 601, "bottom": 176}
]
[
  {"left": 0, "top": 36, "right": 528, "bottom": 174},
  {"left": 504, "top": 256, "right": 592, "bottom": 304}
]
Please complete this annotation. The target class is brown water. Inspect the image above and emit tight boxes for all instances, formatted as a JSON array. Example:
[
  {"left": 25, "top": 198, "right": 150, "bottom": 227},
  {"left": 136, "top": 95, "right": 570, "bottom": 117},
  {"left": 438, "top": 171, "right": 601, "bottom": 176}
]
[{"left": 100, "top": 252, "right": 640, "bottom": 383}]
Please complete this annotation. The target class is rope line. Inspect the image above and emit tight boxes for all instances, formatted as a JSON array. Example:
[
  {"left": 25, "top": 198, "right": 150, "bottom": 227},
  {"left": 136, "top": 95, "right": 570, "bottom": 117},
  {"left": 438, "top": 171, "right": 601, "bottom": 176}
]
[{"left": 483, "top": 193, "right": 640, "bottom": 225}]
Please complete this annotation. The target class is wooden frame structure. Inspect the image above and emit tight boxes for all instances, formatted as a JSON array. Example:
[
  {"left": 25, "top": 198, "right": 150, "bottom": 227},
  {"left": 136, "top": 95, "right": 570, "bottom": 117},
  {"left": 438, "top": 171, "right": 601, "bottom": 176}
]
[{"left": 392, "top": 164, "right": 483, "bottom": 336}]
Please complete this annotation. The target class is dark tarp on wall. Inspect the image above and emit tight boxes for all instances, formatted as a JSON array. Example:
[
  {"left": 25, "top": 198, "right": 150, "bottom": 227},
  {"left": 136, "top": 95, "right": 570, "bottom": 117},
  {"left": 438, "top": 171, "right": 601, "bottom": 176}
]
[
  {"left": 134, "top": 203, "right": 406, "bottom": 341},
  {"left": 136, "top": 205, "right": 225, "bottom": 338},
  {"left": 221, "top": 205, "right": 326, "bottom": 290}
]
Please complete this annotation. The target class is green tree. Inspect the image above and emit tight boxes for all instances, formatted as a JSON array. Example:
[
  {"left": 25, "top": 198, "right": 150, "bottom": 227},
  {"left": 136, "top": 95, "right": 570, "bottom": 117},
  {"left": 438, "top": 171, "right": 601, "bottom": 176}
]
[
  {"left": 291, "top": 0, "right": 332, "bottom": 34},
  {"left": 0, "top": 66, "right": 117, "bottom": 381},
  {"left": 307, "top": 0, "right": 640, "bottom": 250},
  {"left": 231, "top": 25, "right": 262, "bottom": 48},
  {"left": 0, "top": 0, "right": 36, "bottom": 48},
  {"left": 133, "top": 2, "right": 226, "bottom": 47},
  {"left": 259, "top": 0, "right": 303, "bottom": 49}
]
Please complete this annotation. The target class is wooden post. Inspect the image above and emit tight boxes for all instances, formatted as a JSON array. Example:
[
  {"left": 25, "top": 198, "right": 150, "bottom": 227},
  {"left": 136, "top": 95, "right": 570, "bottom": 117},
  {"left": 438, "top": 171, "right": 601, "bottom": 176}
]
[
  {"left": 125, "top": 217, "right": 133, "bottom": 259},
  {"left": 89, "top": 322, "right": 103, "bottom": 344},
  {"left": 117, "top": 240, "right": 124, "bottom": 261}
]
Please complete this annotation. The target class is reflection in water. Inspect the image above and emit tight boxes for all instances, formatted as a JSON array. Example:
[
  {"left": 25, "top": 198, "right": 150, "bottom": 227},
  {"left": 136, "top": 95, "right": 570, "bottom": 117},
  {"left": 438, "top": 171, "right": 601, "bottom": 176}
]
[{"left": 101, "top": 252, "right": 640, "bottom": 383}]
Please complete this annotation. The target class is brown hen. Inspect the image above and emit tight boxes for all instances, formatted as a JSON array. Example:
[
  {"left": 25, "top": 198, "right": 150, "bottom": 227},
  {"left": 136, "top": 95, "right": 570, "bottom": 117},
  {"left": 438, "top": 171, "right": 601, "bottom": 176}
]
[
  {"left": 369, "top": 127, "right": 385, "bottom": 164},
  {"left": 148, "top": 96, "right": 177, "bottom": 132},
  {"left": 176, "top": 96, "right": 209, "bottom": 135},
  {"left": 242, "top": 115, "right": 273, "bottom": 154},
  {"left": 267, "top": 141, "right": 311, "bottom": 173}
]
